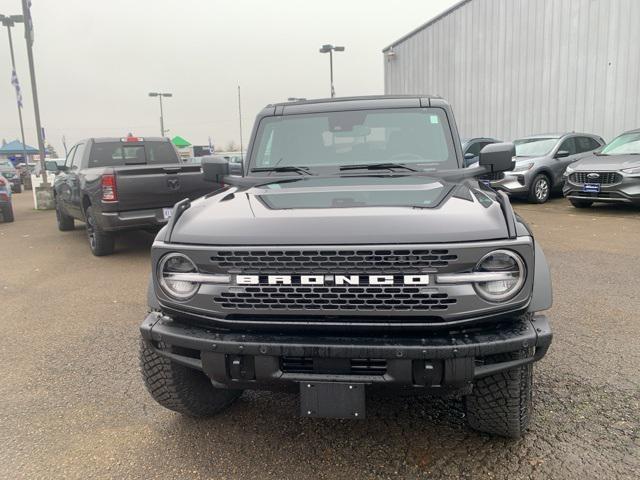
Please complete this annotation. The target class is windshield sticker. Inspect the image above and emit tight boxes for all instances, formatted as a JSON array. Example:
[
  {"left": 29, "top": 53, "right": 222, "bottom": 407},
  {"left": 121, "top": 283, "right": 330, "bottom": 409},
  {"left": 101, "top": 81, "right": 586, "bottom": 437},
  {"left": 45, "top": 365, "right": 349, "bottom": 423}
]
[{"left": 430, "top": 115, "right": 439, "bottom": 124}]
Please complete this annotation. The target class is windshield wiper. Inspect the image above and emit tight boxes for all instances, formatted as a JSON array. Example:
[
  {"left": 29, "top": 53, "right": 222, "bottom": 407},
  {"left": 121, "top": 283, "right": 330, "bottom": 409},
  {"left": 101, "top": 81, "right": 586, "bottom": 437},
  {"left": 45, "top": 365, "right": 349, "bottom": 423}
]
[
  {"left": 339, "top": 162, "right": 418, "bottom": 172},
  {"left": 251, "top": 166, "right": 312, "bottom": 175}
]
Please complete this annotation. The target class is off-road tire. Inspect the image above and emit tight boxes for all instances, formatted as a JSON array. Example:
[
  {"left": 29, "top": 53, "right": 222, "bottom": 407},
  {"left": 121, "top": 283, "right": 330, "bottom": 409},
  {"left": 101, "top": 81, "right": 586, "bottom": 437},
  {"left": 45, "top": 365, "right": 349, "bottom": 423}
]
[
  {"left": 1, "top": 203, "right": 14, "bottom": 222},
  {"left": 139, "top": 339, "right": 242, "bottom": 416},
  {"left": 55, "top": 198, "right": 75, "bottom": 231},
  {"left": 569, "top": 199, "right": 593, "bottom": 209},
  {"left": 85, "top": 205, "right": 114, "bottom": 256},
  {"left": 527, "top": 174, "right": 551, "bottom": 203},
  {"left": 464, "top": 350, "right": 533, "bottom": 438}
]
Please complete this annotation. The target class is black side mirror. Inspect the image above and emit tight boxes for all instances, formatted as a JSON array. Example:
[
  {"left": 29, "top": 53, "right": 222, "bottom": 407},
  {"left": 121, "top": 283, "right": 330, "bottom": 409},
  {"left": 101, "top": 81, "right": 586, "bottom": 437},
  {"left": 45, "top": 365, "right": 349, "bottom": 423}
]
[
  {"left": 478, "top": 142, "right": 516, "bottom": 172},
  {"left": 201, "top": 156, "right": 229, "bottom": 183},
  {"left": 45, "top": 160, "right": 62, "bottom": 172},
  {"left": 555, "top": 150, "right": 570, "bottom": 158}
]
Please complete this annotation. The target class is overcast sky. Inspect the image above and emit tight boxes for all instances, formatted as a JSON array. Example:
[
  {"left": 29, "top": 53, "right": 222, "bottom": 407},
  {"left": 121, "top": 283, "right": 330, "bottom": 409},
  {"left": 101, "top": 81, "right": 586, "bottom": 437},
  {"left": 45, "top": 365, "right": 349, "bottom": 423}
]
[{"left": 0, "top": 0, "right": 458, "bottom": 155}]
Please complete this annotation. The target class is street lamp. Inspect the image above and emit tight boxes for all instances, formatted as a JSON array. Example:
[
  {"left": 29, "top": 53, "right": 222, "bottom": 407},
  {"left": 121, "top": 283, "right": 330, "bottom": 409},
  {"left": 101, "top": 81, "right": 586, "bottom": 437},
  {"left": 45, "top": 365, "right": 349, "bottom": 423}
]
[
  {"left": 148, "top": 92, "right": 173, "bottom": 137},
  {"left": 0, "top": 14, "right": 29, "bottom": 170},
  {"left": 319, "top": 44, "right": 345, "bottom": 98}
]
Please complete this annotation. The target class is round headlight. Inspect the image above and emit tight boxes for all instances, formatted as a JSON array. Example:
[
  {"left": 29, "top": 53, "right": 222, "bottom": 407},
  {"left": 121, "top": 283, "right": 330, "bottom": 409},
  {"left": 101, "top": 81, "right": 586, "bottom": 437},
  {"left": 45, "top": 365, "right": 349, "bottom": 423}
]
[
  {"left": 474, "top": 250, "right": 525, "bottom": 302},
  {"left": 158, "top": 253, "right": 199, "bottom": 300}
]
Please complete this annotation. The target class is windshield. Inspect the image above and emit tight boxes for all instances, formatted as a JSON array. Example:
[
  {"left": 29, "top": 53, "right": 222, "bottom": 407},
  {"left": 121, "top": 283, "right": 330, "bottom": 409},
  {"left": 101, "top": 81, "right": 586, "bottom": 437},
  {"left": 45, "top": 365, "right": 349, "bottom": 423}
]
[
  {"left": 0, "top": 160, "right": 15, "bottom": 171},
  {"left": 513, "top": 138, "right": 558, "bottom": 157},
  {"left": 600, "top": 132, "right": 640, "bottom": 155},
  {"left": 251, "top": 108, "right": 457, "bottom": 172}
]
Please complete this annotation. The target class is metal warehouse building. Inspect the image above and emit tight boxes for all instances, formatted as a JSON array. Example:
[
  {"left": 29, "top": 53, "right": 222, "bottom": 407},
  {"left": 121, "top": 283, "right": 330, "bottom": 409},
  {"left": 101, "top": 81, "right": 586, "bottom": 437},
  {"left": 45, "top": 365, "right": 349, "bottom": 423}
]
[{"left": 383, "top": 0, "right": 640, "bottom": 142}]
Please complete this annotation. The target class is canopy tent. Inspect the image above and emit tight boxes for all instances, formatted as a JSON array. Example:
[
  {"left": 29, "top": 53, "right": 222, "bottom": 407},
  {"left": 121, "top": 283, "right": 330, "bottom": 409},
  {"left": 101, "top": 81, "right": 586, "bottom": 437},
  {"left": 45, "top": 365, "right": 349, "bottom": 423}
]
[
  {"left": 0, "top": 140, "right": 39, "bottom": 155},
  {"left": 171, "top": 136, "right": 192, "bottom": 148}
]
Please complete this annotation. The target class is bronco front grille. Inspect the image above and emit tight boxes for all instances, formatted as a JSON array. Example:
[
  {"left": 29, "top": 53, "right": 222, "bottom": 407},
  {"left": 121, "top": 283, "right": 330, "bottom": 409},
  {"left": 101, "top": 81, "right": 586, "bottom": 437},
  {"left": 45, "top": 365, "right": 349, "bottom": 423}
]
[
  {"left": 209, "top": 249, "right": 458, "bottom": 274},
  {"left": 570, "top": 172, "right": 622, "bottom": 185},
  {"left": 214, "top": 285, "right": 457, "bottom": 312}
]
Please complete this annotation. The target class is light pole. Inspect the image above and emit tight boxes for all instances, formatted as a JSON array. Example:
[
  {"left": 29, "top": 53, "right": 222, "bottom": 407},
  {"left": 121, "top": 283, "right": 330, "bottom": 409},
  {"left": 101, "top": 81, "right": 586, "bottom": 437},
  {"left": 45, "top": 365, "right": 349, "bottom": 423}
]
[
  {"left": 20, "top": 0, "right": 49, "bottom": 189},
  {"left": 148, "top": 92, "right": 172, "bottom": 137},
  {"left": 0, "top": 14, "right": 28, "bottom": 170},
  {"left": 319, "top": 44, "right": 345, "bottom": 98}
]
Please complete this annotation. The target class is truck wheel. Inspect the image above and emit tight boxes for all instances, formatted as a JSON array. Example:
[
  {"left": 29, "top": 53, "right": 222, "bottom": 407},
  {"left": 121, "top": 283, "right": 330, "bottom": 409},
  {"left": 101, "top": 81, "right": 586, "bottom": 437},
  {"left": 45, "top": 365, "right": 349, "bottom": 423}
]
[
  {"left": 569, "top": 199, "right": 593, "bottom": 208},
  {"left": 139, "top": 339, "right": 242, "bottom": 416},
  {"left": 1, "top": 203, "right": 14, "bottom": 222},
  {"left": 464, "top": 350, "right": 533, "bottom": 438},
  {"left": 13, "top": 183, "right": 22, "bottom": 193},
  {"left": 85, "top": 205, "right": 115, "bottom": 256},
  {"left": 527, "top": 174, "right": 551, "bottom": 203},
  {"left": 55, "top": 198, "right": 75, "bottom": 231}
]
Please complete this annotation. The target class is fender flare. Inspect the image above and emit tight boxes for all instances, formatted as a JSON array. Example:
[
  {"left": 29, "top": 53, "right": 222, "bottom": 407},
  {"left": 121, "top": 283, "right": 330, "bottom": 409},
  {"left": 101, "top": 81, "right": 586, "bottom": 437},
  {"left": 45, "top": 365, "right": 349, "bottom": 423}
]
[
  {"left": 529, "top": 241, "right": 553, "bottom": 312},
  {"left": 147, "top": 273, "right": 161, "bottom": 310}
]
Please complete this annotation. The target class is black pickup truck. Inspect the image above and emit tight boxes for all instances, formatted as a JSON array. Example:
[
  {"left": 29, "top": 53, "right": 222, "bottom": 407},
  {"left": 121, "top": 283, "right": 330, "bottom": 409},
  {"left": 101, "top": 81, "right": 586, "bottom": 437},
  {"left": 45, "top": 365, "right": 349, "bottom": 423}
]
[{"left": 48, "top": 137, "right": 213, "bottom": 256}]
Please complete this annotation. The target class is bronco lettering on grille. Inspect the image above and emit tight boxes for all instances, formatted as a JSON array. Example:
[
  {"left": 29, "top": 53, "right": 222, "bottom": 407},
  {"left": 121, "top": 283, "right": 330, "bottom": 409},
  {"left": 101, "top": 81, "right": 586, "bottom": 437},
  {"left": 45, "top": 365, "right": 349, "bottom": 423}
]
[{"left": 236, "top": 274, "right": 430, "bottom": 286}]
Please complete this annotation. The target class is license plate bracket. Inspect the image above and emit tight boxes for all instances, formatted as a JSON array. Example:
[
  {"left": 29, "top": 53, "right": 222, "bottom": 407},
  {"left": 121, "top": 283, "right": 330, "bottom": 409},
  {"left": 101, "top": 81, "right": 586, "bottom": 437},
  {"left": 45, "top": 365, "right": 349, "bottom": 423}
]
[
  {"left": 300, "top": 382, "right": 365, "bottom": 419},
  {"left": 582, "top": 183, "right": 601, "bottom": 193}
]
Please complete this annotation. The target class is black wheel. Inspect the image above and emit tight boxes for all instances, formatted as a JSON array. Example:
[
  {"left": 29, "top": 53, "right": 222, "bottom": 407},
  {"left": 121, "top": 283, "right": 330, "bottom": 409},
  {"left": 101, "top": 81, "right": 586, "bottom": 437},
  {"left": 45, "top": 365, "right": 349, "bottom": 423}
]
[
  {"left": 1, "top": 203, "right": 14, "bottom": 222},
  {"left": 139, "top": 339, "right": 242, "bottom": 416},
  {"left": 85, "top": 205, "right": 115, "bottom": 256},
  {"left": 464, "top": 350, "right": 533, "bottom": 438},
  {"left": 527, "top": 174, "right": 551, "bottom": 203},
  {"left": 55, "top": 197, "right": 75, "bottom": 231},
  {"left": 569, "top": 199, "right": 593, "bottom": 208},
  {"left": 13, "top": 183, "right": 22, "bottom": 193}
]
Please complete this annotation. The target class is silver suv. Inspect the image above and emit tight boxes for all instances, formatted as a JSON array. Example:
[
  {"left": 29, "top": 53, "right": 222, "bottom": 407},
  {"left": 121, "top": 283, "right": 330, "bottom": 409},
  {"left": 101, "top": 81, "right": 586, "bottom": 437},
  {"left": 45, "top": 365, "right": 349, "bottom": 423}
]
[{"left": 490, "top": 133, "right": 604, "bottom": 203}]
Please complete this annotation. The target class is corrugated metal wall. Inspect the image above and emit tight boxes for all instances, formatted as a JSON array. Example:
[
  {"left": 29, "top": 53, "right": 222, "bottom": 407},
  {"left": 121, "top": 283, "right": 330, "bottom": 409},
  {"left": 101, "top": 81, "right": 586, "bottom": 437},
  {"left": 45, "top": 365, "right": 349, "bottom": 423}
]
[{"left": 384, "top": 0, "right": 640, "bottom": 142}]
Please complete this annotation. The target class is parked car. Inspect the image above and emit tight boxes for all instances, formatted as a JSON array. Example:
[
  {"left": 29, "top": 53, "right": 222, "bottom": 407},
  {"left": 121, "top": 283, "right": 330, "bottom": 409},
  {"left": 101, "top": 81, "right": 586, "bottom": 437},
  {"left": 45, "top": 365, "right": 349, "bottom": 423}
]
[
  {"left": 48, "top": 137, "right": 216, "bottom": 256},
  {"left": 0, "top": 175, "right": 14, "bottom": 222},
  {"left": 0, "top": 160, "right": 22, "bottom": 193},
  {"left": 563, "top": 128, "right": 640, "bottom": 207},
  {"left": 488, "top": 133, "right": 604, "bottom": 203},
  {"left": 462, "top": 137, "right": 501, "bottom": 167},
  {"left": 140, "top": 95, "right": 553, "bottom": 438}
]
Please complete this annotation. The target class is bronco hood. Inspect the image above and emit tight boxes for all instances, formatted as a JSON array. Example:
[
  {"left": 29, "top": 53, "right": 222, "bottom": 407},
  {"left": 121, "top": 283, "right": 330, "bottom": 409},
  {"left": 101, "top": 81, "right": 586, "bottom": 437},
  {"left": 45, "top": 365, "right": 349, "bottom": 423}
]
[
  {"left": 571, "top": 153, "right": 640, "bottom": 171},
  {"left": 168, "top": 176, "right": 511, "bottom": 245}
]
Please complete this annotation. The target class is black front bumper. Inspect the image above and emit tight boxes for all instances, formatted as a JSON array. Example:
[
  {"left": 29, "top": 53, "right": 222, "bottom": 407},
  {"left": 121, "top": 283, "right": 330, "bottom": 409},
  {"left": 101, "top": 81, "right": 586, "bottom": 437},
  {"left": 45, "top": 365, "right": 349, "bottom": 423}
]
[{"left": 140, "top": 312, "right": 552, "bottom": 390}]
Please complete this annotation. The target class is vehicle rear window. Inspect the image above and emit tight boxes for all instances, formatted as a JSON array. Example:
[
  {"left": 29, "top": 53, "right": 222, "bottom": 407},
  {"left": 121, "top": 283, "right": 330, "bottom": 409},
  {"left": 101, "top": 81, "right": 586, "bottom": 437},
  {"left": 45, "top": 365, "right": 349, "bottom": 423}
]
[{"left": 88, "top": 141, "right": 179, "bottom": 167}]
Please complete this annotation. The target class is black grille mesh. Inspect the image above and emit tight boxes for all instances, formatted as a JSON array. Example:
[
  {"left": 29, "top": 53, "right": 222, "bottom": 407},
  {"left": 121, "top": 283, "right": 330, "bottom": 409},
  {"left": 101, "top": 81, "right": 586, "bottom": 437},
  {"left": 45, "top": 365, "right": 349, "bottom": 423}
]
[
  {"left": 210, "top": 249, "right": 458, "bottom": 274},
  {"left": 215, "top": 285, "right": 457, "bottom": 312},
  {"left": 570, "top": 172, "right": 622, "bottom": 185}
]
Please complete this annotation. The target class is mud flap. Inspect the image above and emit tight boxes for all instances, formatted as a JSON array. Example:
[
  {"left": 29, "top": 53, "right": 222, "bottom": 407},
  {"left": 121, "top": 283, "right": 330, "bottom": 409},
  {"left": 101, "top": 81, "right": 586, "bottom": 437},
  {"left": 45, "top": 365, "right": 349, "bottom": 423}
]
[{"left": 300, "top": 382, "right": 366, "bottom": 419}]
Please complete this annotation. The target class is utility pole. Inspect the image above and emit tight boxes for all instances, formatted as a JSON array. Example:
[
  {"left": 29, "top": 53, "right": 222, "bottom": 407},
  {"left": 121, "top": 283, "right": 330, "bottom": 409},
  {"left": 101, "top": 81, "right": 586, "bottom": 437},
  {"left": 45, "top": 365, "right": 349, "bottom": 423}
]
[
  {"left": 21, "top": 0, "right": 48, "bottom": 186},
  {"left": 148, "top": 92, "right": 173, "bottom": 137},
  {"left": 1, "top": 14, "right": 29, "bottom": 170},
  {"left": 319, "top": 44, "right": 345, "bottom": 98}
]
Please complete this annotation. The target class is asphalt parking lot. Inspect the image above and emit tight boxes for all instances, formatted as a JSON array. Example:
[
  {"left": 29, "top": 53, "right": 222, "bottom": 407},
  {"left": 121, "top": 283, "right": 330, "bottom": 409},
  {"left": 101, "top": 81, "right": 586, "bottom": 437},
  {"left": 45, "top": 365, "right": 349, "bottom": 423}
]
[{"left": 1, "top": 192, "right": 639, "bottom": 480}]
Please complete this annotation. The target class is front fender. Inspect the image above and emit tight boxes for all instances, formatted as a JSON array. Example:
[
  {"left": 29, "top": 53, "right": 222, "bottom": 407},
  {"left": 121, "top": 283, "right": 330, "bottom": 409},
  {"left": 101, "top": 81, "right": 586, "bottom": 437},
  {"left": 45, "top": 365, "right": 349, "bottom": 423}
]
[
  {"left": 528, "top": 241, "right": 553, "bottom": 312},
  {"left": 147, "top": 273, "right": 161, "bottom": 310}
]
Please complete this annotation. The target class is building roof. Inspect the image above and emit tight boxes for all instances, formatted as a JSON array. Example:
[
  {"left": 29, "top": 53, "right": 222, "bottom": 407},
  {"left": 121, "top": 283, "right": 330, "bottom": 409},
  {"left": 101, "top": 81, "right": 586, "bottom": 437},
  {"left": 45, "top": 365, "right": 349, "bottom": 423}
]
[
  {"left": 383, "top": 0, "right": 472, "bottom": 52},
  {"left": 171, "top": 136, "right": 191, "bottom": 148},
  {"left": 0, "top": 140, "right": 39, "bottom": 155}
]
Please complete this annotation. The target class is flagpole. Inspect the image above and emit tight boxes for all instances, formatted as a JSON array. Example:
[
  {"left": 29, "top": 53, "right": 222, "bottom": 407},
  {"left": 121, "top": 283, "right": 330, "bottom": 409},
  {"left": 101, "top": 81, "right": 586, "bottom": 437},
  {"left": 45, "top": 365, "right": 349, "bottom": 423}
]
[
  {"left": 21, "top": 0, "right": 48, "bottom": 187},
  {"left": 2, "top": 17, "right": 28, "bottom": 170}
]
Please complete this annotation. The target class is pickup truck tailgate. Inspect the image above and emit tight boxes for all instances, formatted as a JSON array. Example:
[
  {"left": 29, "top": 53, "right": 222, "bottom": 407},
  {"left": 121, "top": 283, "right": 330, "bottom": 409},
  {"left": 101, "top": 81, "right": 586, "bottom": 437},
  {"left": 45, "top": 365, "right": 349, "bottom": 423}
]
[{"left": 114, "top": 164, "right": 210, "bottom": 211}]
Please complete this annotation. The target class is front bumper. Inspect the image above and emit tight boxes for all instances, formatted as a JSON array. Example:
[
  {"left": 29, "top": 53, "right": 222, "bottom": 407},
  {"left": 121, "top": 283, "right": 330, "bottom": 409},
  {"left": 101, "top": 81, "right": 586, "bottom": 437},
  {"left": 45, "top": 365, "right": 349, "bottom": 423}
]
[
  {"left": 563, "top": 175, "right": 640, "bottom": 204},
  {"left": 490, "top": 173, "right": 529, "bottom": 195},
  {"left": 140, "top": 311, "right": 552, "bottom": 390},
  {"left": 98, "top": 207, "right": 170, "bottom": 231}
]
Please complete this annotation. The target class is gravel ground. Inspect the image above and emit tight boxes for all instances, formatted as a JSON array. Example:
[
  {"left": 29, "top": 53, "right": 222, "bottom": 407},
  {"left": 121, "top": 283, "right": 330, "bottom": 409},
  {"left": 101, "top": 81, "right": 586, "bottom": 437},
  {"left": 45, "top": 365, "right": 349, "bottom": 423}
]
[{"left": 0, "top": 192, "right": 638, "bottom": 479}]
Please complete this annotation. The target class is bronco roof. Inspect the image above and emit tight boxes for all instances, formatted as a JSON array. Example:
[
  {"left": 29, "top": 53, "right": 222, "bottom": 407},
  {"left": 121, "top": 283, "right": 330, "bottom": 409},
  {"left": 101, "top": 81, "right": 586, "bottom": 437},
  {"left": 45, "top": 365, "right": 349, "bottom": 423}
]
[{"left": 263, "top": 95, "right": 447, "bottom": 115}]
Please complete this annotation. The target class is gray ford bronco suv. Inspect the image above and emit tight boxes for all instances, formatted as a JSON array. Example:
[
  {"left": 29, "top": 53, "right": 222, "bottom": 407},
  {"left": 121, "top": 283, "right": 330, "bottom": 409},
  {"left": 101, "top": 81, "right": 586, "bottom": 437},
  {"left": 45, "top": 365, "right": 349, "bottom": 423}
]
[{"left": 139, "top": 96, "right": 553, "bottom": 438}]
